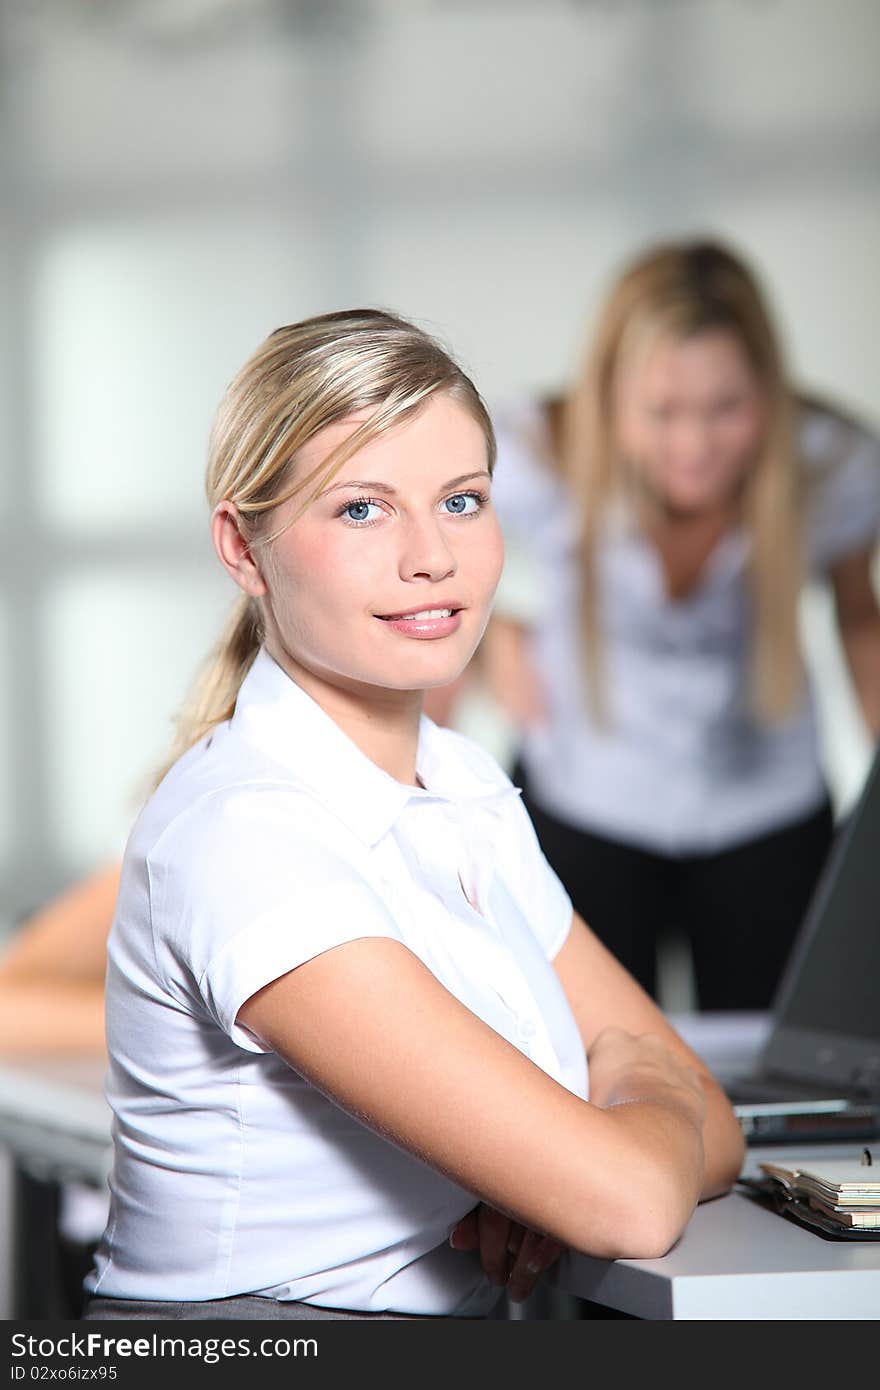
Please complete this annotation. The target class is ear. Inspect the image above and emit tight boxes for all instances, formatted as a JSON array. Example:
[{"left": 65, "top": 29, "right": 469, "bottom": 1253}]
[{"left": 211, "top": 501, "right": 268, "bottom": 597}]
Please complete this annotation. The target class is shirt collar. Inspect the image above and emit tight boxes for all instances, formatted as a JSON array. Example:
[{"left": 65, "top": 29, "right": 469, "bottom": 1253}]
[{"left": 231, "top": 648, "right": 516, "bottom": 847}]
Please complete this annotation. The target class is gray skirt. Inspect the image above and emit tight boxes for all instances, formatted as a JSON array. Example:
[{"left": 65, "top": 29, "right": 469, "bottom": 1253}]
[{"left": 83, "top": 1294, "right": 444, "bottom": 1321}]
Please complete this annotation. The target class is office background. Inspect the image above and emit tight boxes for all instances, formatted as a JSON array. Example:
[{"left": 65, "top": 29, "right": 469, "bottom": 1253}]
[{"left": 1, "top": 0, "right": 878, "bottom": 1009}]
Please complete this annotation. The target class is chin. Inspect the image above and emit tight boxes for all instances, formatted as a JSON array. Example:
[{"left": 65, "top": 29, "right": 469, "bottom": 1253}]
[
  {"left": 668, "top": 488, "right": 726, "bottom": 515},
  {"left": 404, "top": 659, "right": 472, "bottom": 688},
  {"left": 393, "top": 657, "right": 473, "bottom": 693}
]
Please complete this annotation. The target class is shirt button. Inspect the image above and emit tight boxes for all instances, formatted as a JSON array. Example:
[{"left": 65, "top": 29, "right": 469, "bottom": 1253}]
[{"left": 517, "top": 1018, "right": 537, "bottom": 1041}]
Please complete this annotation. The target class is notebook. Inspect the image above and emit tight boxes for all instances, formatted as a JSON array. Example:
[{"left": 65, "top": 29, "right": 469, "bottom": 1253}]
[
  {"left": 759, "top": 1156, "right": 880, "bottom": 1227},
  {"left": 721, "top": 747, "right": 880, "bottom": 1144},
  {"left": 737, "top": 1151, "right": 880, "bottom": 1239}
]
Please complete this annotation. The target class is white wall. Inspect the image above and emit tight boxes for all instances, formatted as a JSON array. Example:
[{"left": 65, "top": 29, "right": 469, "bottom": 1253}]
[{"left": 1, "top": 0, "right": 878, "bottom": 927}]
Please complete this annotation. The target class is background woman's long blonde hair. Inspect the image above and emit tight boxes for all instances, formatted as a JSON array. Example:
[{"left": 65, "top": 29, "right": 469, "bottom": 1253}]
[
  {"left": 160, "top": 308, "right": 495, "bottom": 779},
  {"left": 560, "top": 238, "right": 803, "bottom": 725}
]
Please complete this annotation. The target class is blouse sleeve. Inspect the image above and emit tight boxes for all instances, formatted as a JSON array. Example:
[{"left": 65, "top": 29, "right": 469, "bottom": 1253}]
[
  {"left": 148, "top": 785, "right": 403, "bottom": 1053},
  {"left": 802, "top": 406, "right": 880, "bottom": 571}
]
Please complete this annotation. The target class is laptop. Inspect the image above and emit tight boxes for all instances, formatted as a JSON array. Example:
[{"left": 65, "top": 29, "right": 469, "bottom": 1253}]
[{"left": 721, "top": 747, "right": 880, "bottom": 1144}]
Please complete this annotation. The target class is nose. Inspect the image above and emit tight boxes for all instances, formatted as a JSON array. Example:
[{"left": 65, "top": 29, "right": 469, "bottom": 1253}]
[
  {"left": 670, "top": 411, "right": 713, "bottom": 464},
  {"left": 398, "top": 512, "right": 457, "bottom": 583}
]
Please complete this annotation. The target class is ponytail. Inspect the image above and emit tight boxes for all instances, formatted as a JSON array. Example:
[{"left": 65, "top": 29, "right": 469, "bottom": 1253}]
[{"left": 154, "top": 595, "right": 262, "bottom": 786}]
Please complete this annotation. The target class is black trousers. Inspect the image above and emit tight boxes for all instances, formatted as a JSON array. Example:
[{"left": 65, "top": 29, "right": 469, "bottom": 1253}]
[{"left": 514, "top": 764, "right": 835, "bottom": 1010}]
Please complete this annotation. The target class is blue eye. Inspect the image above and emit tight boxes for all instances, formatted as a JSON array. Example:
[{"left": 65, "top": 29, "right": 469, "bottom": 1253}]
[
  {"left": 443, "top": 493, "right": 482, "bottom": 515},
  {"left": 342, "top": 499, "right": 382, "bottom": 525}
]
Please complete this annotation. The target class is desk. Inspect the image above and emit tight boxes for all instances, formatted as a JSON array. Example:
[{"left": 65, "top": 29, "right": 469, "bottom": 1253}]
[
  {"left": 2, "top": 1029, "right": 879, "bottom": 1321},
  {"left": 555, "top": 1141, "right": 880, "bottom": 1319},
  {"left": 553, "top": 1012, "right": 880, "bottom": 1319}
]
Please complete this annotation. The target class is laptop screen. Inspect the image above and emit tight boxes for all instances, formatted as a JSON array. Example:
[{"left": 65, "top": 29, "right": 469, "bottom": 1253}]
[{"left": 762, "top": 749, "right": 880, "bottom": 1095}]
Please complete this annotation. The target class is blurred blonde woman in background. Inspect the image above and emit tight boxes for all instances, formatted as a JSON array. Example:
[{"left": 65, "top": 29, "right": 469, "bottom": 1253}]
[
  {"left": 66, "top": 307, "right": 743, "bottom": 1320},
  {"left": 485, "top": 238, "right": 880, "bottom": 1011}
]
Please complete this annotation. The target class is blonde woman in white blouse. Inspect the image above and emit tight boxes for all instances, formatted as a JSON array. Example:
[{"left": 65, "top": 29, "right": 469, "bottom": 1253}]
[
  {"left": 80, "top": 309, "right": 743, "bottom": 1321},
  {"left": 486, "top": 239, "right": 880, "bottom": 1012}
]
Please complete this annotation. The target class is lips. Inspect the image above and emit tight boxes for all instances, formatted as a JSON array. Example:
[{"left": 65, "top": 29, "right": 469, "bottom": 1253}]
[
  {"left": 374, "top": 604, "right": 464, "bottom": 640},
  {"left": 376, "top": 603, "right": 463, "bottom": 621}
]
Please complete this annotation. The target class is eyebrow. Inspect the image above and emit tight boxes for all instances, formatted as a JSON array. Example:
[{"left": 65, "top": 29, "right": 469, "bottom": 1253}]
[{"left": 322, "top": 470, "right": 491, "bottom": 496}]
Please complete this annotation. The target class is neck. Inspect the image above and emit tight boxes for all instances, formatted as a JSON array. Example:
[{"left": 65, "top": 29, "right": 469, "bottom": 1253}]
[
  {"left": 264, "top": 641, "right": 424, "bottom": 786},
  {"left": 652, "top": 505, "right": 735, "bottom": 536}
]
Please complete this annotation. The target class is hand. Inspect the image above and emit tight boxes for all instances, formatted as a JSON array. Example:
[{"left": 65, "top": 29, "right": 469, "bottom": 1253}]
[
  {"left": 449, "top": 1202, "right": 562, "bottom": 1304},
  {"left": 586, "top": 1026, "right": 706, "bottom": 1128},
  {"left": 481, "top": 621, "right": 547, "bottom": 730}
]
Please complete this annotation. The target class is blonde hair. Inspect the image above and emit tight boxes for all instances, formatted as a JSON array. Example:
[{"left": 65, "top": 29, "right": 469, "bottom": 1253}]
[
  {"left": 561, "top": 238, "right": 803, "bottom": 724},
  {"left": 162, "top": 309, "right": 495, "bottom": 775}
]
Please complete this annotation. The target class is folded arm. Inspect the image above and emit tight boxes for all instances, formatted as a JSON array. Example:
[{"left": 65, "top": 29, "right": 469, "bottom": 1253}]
[
  {"left": 237, "top": 934, "right": 707, "bottom": 1260},
  {"left": 553, "top": 910, "right": 746, "bottom": 1200}
]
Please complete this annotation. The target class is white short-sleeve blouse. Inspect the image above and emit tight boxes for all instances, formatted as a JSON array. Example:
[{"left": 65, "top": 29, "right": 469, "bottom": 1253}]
[{"left": 87, "top": 649, "right": 583, "bottom": 1315}]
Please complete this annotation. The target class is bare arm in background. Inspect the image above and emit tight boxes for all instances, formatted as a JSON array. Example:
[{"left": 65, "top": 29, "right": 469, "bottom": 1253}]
[
  {"left": 0, "top": 863, "right": 119, "bottom": 1055},
  {"left": 479, "top": 616, "right": 547, "bottom": 729},
  {"left": 832, "top": 544, "right": 880, "bottom": 740}
]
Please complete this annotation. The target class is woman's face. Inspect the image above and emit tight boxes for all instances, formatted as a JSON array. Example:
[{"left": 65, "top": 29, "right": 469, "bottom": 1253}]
[
  {"left": 253, "top": 392, "right": 504, "bottom": 701},
  {"left": 614, "top": 328, "right": 767, "bottom": 516}
]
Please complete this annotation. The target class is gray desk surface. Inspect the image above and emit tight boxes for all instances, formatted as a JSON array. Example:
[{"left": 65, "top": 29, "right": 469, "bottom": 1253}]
[{"left": 2, "top": 1023, "right": 879, "bottom": 1320}]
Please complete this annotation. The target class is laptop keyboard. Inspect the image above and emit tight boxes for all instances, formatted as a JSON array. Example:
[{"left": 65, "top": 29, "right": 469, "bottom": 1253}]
[{"left": 726, "top": 1076, "right": 854, "bottom": 1104}]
